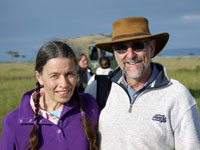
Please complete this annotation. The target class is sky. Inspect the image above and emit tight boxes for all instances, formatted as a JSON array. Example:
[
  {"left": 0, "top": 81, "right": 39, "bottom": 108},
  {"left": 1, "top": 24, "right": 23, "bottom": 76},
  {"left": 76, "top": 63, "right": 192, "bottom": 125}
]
[{"left": 0, "top": 0, "right": 200, "bottom": 61}]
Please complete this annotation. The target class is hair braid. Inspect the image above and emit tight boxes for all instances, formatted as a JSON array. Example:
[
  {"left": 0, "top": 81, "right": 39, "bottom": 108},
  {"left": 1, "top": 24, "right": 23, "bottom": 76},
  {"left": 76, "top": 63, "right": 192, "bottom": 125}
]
[
  {"left": 74, "top": 88, "right": 98, "bottom": 150},
  {"left": 29, "top": 81, "right": 40, "bottom": 150}
]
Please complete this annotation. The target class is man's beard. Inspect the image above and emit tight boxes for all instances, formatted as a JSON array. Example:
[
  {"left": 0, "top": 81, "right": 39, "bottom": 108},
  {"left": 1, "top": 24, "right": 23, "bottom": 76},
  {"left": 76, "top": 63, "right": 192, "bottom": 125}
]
[{"left": 122, "top": 57, "right": 150, "bottom": 79}]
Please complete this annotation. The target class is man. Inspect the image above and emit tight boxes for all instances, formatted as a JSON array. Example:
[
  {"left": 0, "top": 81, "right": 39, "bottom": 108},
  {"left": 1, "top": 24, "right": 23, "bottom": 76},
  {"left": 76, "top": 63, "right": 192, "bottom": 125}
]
[{"left": 85, "top": 16, "right": 200, "bottom": 149}]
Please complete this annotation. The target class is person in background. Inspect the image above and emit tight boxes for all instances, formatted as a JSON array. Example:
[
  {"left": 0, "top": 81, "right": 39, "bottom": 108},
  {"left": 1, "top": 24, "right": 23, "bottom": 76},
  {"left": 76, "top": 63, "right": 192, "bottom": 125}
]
[
  {"left": 77, "top": 53, "right": 93, "bottom": 93},
  {"left": 85, "top": 16, "right": 200, "bottom": 149},
  {"left": 0, "top": 41, "right": 99, "bottom": 150},
  {"left": 87, "top": 56, "right": 113, "bottom": 85},
  {"left": 96, "top": 56, "right": 113, "bottom": 75}
]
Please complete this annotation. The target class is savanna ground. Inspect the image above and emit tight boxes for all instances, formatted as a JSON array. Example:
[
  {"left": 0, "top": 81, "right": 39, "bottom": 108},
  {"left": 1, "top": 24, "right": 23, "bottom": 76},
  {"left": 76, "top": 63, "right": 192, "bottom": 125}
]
[{"left": 0, "top": 56, "right": 200, "bottom": 139}]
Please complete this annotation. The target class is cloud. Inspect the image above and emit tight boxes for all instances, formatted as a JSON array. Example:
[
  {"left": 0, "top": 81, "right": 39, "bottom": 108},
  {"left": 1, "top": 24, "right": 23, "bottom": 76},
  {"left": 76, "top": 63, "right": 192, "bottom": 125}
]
[{"left": 182, "top": 14, "right": 200, "bottom": 23}]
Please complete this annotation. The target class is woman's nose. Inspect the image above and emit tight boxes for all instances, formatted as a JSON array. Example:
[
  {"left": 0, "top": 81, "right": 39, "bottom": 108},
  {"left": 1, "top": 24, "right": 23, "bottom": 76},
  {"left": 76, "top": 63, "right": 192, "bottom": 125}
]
[{"left": 59, "top": 76, "right": 69, "bottom": 88}]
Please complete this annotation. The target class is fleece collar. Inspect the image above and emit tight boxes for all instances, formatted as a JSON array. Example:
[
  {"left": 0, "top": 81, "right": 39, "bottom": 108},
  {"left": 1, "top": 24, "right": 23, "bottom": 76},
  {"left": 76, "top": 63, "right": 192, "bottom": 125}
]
[
  {"left": 18, "top": 89, "right": 79, "bottom": 125},
  {"left": 108, "top": 62, "right": 170, "bottom": 89}
]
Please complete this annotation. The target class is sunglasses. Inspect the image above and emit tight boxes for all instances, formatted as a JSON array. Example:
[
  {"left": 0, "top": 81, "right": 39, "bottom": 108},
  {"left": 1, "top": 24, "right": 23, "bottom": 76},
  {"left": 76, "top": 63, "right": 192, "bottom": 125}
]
[{"left": 111, "top": 40, "right": 150, "bottom": 54}]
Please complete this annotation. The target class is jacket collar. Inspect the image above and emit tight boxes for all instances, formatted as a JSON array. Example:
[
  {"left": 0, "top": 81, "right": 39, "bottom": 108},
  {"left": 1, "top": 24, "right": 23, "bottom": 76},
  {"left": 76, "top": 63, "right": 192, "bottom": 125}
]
[
  {"left": 18, "top": 89, "right": 79, "bottom": 125},
  {"left": 108, "top": 62, "right": 170, "bottom": 88}
]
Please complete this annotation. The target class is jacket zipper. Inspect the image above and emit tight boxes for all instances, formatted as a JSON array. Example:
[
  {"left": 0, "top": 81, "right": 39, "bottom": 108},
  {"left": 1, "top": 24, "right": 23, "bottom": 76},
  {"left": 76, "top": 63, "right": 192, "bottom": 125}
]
[
  {"left": 129, "top": 103, "right": 133, "bottom": 113},
  {"left": 128, "top": 88, "right": 152, "bottom": 113}
]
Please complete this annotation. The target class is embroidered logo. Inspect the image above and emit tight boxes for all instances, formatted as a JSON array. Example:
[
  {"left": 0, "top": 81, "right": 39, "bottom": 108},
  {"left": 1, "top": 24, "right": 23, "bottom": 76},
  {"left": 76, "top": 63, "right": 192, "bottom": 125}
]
[{"left": 152, "top": 114, "right": 166, "bottom": 123}]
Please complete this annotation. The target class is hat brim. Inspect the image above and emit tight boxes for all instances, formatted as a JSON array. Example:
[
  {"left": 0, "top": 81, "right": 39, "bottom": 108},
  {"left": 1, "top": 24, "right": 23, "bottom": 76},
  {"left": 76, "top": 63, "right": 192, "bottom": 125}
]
[{"left": 95, "top": 32, "right": 169, "bottom": 57}]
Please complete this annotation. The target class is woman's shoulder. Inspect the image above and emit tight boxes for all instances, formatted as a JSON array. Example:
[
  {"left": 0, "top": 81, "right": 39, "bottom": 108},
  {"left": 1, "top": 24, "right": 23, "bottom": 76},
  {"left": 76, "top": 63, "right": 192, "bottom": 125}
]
[
  {"left": 3, "top": 89, "right": 34, "bottom": 126},
  {"left": 79, "top": 93, "right": 99, "bottom": 118},
  {"left": 2, "top": 107, "right": 20, "bottom": 127},
  {"left": 79, "top": 93, "right": 97, "bottom": 104}
]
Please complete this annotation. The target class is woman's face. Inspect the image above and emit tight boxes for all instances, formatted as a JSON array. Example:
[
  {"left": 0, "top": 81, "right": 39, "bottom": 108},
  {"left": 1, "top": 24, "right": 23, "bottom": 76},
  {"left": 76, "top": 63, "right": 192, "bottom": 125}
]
[
  {"left": 35, "top": 57, "right": 77, "bottom": 110},
  {"left": 78, "top": 55, "right": 88, "bottom": 69}
]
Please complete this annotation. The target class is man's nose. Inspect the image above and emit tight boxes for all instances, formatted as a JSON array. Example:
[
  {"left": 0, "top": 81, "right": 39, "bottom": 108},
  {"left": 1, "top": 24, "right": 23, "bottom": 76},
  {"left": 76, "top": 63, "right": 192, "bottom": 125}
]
[{"left": 126, "top": 47, "right": 137, "bottom": 58}]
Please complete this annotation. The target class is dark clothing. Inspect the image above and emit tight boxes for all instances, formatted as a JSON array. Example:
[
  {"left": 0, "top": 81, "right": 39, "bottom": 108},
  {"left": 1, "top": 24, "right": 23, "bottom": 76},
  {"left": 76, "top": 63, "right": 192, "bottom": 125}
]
[{"left": 77, "top": 67, "right": 93, "bottom": 93}]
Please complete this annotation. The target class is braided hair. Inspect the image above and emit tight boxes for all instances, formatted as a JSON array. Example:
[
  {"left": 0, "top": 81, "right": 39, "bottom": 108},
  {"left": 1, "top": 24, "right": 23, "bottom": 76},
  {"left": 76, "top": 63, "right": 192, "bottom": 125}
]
[
  {"left": 29, "top": 41, "right": 98, "bottom": 150},
  {"left": 74, "top": 88, "right": 98, "bottom": 150}
]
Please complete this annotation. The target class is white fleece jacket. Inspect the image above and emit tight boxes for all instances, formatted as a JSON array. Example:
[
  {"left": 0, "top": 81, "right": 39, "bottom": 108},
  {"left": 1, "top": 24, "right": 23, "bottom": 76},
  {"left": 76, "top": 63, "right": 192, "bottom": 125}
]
[{"left": 85, "top": 63, "right": 200, "bottom": 150}]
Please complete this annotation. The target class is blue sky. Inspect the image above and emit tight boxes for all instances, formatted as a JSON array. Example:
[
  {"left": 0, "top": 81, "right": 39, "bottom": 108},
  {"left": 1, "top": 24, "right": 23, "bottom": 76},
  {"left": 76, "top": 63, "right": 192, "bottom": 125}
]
[{"left": 0, "top": 0, "right": 200, "bottom": 61}]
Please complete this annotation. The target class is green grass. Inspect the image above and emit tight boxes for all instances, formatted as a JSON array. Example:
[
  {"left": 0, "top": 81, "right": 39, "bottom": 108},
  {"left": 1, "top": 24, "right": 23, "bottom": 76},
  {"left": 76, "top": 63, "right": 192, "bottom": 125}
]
[
  {"left": 0, "top": 57, "right": 200, "bottom": 138},
  {"left": 0, "top": 62, "right": 35, "bottom": 136},
  {"left": 153, "top": 56, "right": 200, "bottom": 110}
]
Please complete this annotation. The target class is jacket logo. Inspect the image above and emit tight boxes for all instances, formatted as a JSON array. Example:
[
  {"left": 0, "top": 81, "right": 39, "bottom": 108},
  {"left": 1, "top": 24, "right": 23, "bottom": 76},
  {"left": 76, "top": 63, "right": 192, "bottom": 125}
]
[{"left": 152, "top": 114, "right": 166, "bottom": 123}]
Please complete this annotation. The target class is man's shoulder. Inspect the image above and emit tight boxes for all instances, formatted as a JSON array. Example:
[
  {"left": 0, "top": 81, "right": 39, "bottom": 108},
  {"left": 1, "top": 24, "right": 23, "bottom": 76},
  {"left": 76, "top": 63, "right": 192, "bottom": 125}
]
[
  {"left": 164, "top": 78, "right": 196, "bottom": 106},
  {"left": 170, "top": 78, "right": 190, "bottom": 91},
  {"left": 85, "top": 80, "right": 97, "bottom": 99}
]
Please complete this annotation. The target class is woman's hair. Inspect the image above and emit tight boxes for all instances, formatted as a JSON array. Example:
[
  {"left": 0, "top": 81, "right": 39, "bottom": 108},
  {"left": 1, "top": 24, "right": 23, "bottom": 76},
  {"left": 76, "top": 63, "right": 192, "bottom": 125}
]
[
  {"left": 35, "top": 41, "right": 77, "bottom": 74},
  {"left": 29, "top": 41, "right": 98, "bottom": 150},
  {"left": 74, "top": 88, "right": 98, "bottom": 150},
  {"left": 99, "top": 56, "right": 111, "bottom": 69}
]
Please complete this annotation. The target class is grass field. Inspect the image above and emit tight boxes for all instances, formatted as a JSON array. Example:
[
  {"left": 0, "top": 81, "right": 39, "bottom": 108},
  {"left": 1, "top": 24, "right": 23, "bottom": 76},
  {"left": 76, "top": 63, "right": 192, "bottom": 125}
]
[{"left": 0, "top": 56, "right": 200, "bottom": 137}]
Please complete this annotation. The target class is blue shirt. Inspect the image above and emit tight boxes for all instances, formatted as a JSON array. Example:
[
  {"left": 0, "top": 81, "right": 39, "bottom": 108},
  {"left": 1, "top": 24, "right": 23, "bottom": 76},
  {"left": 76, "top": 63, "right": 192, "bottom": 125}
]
[
  {"left": 49, "top": 108, "right": 62, "bottom": 118},
  {"left": 122, "top": 64, "right": 159, "bottom": 104}
]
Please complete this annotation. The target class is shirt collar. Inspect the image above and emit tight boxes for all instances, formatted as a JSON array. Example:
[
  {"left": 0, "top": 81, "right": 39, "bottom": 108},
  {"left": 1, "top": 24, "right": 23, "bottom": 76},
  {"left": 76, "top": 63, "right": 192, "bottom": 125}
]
[
  {"left": 30, "top": 89, "right": 63, "bottom": 125},
  {"left": 122, "top": 63, "right": 159, "bottom": 92},
  {"left": 19, "top": 88, "right": 79, "bottom": 125}
]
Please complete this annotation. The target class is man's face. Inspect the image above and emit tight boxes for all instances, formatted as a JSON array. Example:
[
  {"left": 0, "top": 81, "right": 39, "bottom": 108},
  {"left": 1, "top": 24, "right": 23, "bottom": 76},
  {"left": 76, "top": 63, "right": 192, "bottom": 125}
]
[{"left": 112, "top": 39, "right": 156, "bottom": 80}]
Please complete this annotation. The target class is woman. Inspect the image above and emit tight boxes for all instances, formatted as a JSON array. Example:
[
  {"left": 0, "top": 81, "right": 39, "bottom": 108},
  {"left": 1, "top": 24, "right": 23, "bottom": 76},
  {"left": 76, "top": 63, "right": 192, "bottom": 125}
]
[
  {"left": 76, "top": 53, "right": 93, "bottom": 93},
  {"left": 0, "top": 41, "right": 99, "bottom": 150}
]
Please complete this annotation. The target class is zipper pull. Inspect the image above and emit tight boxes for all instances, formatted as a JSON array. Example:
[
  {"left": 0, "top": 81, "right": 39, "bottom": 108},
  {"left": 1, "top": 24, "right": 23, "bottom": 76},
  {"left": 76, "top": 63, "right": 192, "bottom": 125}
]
[{"left": 129, "top": 103, "right": 133, "bottom": 113}]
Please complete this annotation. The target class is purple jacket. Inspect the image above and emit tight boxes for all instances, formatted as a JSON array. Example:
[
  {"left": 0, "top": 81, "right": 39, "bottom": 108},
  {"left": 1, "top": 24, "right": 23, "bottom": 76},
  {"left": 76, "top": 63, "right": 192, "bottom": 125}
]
[{"left": 0, "top": 89, "right": 99, "bottom": 150}]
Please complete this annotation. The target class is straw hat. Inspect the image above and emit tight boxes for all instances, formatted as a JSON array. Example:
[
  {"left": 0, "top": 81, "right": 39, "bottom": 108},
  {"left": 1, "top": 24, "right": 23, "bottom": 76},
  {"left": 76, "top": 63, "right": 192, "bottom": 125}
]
[{"left": 95, "top": 16, "right": 169, "bottom": 57}]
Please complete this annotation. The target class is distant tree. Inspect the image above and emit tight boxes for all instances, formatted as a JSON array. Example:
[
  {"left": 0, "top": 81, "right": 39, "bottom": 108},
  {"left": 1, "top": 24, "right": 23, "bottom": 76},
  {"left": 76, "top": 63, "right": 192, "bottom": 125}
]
[
  {"left": 13, "top": 52, "right": 20, "bottom": 58},
  {"left": 6, "top": 50, "right": 15, "bottom": 55},
  {"left": 99, "top": 33, "right": 105, "bottom": 36},
  {"left": 6, "top": 50, "right": 26, "bottom": 61},
  {"left": 6, "top": 50, "right": 18, "bottom": 58},
  {"left": 188, "top": 53, "right": 195, "bottom": 56}
]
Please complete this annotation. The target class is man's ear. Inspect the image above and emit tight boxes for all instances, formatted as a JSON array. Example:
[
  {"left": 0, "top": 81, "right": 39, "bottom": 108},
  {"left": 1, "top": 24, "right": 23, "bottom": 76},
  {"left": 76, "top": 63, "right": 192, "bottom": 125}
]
[
  {"left": 35, "top": 71, "right": 43, "bottom": 85},
  {"left": 150, "top": 39, "right": 156, "bottom": 58}
]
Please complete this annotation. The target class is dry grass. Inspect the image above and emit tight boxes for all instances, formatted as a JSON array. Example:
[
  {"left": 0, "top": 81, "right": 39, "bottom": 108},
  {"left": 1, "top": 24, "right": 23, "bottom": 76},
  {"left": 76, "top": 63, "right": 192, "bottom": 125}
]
[
  {"left": 153, "top": 56, "right": 200, "bottom": 71},
  {"left": 0, "top": 56, "right": 200, "bottom": 139}
]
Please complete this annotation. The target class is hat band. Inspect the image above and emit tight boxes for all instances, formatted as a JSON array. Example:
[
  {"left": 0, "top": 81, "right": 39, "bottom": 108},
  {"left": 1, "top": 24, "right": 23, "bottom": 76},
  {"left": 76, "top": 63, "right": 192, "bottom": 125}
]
[{"left": 112, "top": 32, "right": 150, "bottom": 41}]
